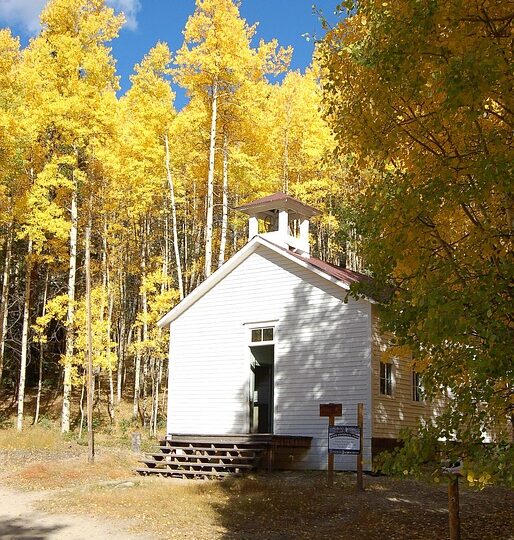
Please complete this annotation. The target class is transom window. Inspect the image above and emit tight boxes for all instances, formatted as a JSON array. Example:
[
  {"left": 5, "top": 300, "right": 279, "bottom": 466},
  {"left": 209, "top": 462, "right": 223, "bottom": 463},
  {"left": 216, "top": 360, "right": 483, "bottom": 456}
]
[
  {"left": 412, "top": 371, "right": 423, "bottom": 402},
  {"left": 251, "top": 327, "right": 274, "bottom": 343},
  {"left": 380, "top": 362, "right": 392, "bottom": 396}
]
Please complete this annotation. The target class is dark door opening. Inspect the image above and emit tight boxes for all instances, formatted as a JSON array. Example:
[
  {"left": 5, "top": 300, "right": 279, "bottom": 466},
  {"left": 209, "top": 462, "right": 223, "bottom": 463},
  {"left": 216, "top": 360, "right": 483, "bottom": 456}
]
[{"left": 250, "top": 345, "right": 274, "bottom": 433}]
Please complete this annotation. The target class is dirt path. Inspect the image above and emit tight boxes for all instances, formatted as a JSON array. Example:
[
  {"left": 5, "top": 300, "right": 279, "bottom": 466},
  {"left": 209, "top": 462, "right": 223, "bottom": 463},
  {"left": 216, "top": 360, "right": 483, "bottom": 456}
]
[{"left": 0, "top": 485, "right": 151, "bottom": 540}]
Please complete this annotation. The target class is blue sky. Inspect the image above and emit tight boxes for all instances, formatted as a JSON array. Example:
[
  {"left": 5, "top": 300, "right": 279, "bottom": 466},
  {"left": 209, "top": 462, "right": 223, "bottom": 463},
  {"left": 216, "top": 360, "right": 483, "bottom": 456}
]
[{"left": 0, "top": 0, "right": 339, "bottom": 109}]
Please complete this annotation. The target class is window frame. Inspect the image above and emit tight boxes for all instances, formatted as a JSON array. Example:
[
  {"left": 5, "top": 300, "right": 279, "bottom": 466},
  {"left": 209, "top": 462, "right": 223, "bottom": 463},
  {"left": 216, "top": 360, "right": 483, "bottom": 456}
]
[
  {"left": 380, "top": 361, "right": 392, "bottom": 396},
  {"left": 412, "top": 370, "right": 423, "bottom": 402},
  {"left": 247, "top": 324, "right": 276, "bottom": 347}
]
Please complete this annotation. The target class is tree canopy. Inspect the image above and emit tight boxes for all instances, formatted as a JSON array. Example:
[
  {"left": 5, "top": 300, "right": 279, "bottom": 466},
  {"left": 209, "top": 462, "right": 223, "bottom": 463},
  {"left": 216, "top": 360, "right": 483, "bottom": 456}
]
[{"left": 320, "top": 0, "right": 513, "bottom": 484}]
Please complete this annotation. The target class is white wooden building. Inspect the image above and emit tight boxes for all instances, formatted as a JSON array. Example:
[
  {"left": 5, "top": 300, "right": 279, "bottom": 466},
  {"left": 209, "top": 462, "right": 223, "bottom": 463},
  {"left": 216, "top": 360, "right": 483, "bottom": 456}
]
[{"left": 158, "top": 193, "right": 433, "bottom": 471}]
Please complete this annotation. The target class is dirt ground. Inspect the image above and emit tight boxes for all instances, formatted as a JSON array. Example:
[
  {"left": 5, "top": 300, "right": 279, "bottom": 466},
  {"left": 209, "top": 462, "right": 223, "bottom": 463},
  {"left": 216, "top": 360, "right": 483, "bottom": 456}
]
[
  {"left": 0, "top": 485, "right": 151, "bottom": 540},
  {"left": 0, "top": 444, "right": 513, "bottom": 540}
]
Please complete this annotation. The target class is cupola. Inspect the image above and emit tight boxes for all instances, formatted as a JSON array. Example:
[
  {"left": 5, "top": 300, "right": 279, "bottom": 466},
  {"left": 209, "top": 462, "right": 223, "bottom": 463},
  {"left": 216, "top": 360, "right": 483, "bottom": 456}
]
[{"left": 236, "top": 192, "right": 320, "bottom": 256}]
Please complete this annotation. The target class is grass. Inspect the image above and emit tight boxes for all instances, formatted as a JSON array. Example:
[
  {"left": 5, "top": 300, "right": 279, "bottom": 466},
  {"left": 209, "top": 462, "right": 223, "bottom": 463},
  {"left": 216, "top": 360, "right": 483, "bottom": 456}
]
[
  {"left": 10, "top": 450, "right": 138, "bottom": 490},
  {"left": 0, "top": 421, "right": 152, "bottom": 491},
  {"left": 0, "top": 424, "right": 70, "bottom": 451},
  {"left": 44, "top": 479, "right": 229, "bottom": 539}
]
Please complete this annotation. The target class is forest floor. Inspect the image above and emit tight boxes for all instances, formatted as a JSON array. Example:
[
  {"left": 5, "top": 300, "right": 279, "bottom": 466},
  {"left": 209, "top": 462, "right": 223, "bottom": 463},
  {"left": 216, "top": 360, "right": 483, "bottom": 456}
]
[{"left": 0, "top": 426, "right": 513, "bottom": 540}]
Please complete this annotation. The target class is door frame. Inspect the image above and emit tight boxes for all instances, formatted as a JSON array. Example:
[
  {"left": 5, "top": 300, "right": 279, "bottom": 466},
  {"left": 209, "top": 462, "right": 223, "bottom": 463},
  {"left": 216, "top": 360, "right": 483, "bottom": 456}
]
[{"left": 244, "top": 320, "right": 278, "bottom": 434}]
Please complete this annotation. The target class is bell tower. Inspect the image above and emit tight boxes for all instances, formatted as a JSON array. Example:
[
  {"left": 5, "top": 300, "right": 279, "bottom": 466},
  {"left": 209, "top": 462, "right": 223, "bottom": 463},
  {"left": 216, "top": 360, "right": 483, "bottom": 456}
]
[{"left": 236, "top": 192, "right": 320, "bottom": 256}]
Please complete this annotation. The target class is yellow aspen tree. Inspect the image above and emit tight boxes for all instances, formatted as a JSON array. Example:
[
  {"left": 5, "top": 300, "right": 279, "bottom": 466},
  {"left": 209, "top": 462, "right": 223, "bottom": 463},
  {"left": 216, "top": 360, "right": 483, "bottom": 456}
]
[
  {"left": 115, "top": 42, "right": 178, "bottom": 422},
  {"left": 0, "top": 29, "right": 23, "bottom": 385},
  {"left": 320, "top": 0, "right": 513, "bottom": 484},
  {"left": 174, "top": 0, "right": 290, "bottom": 278},
  {"left": 168, "top": 98, "right": 210, "bottom": 292},
  {"left": 22, "top": 0, "right": 123, "bottom": 432}
]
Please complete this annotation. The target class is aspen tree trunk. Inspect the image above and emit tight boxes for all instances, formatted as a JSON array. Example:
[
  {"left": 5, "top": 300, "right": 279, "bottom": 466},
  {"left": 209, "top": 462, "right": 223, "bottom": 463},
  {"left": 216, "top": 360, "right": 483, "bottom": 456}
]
[
  {"left": 34, "top": 270, "right": 49, "bottom": 425},
  {"left": 233, "top": 194, "right": 239, "bottom": 252},
  {"left": 0, "top": 226, "right": 12, "bottom": 385},
  {"left": 78, "top": 376, "right": 85, "bottom": 439},
  {"left": 107, "top": 294, "right": 115, "bottom": 425},
  {"left": 16, "top": 239, "right": 33, "bottom": 432},
  {"left": 282, "top": 129, "right": 289, "bottom": 193},
  {"left": 133, "top": 327, "right": 141, "bottom": 418},
  {"left": 116, "top": 269, "right": 125, "bottom": 403},
  {"left": 102, "top": 220, "right": 115, "bottom": 424},
  {"left": 164, "top": 133, "right": 184, "bottom": 300},
  {"left": 149, "top": 357, "right": 155, "bottom": 434},
  {"left": 183, "top": 221, "right": 188, "bottom": 291},
  {"left": 218, "top": 132, "right": 229, "bottom": 268},
  {"left": 152, "top": 357, "right": 163, "bottom": 436},
  {"left": 62, "top": 181, "right": 78, "bottom": 433},
  {"left": 140, "top": 223, "right": 149, "bottom": 427},
  {"left": 190, "top": 179, "right": 200, "bottom": 293},
  {"left": 204, "top": 79, "right": 218, "bottom": 279},
  {"left": 85, "top": 219, "right": 94, "bottom": 463},
  {"left": 164, "top": 213, "right": 169, "bottom": 284},
  {"left": 142, "top": 346, "right": 149, "bottom": 428},
  {"left": 117, "top": 316, "right": 125, "bottom": 403}
]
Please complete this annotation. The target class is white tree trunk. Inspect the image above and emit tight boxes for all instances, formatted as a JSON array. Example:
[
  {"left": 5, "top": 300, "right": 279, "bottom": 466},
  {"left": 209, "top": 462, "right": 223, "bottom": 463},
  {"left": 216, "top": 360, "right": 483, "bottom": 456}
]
[
  {"left": 165, "top": 133, "right": 184, "bottom": 300},
  {"left": 34, "top": 269, "right": 49, "bottom": 425},
  {"left": 16, "top": 239, "right": 33, "bottom": 431},
  {"left": 62, "top": 181, "right": 78, "bottom": 433},
  {"left": 140, "top": 224, "right": 149, "bottom": 427},
  {"left": 218, "top": 132, "right": 229, "bottom": 268},
  {"left": 282, "top": 129, "right": 289, "bottom": 193},
  {"left": 78, "top": 375, "right": 85, "bottom": 439},
  {"left": 102, "top": 219, "right": 115, "bottom": 424},
  {"left": 151, "top": 357, "right": 163, "bottom": 437},
  {"left": 85, "top": 219, "right": 94, "bottom": 463},
  {"left": 133, "top": 327, "right": 141, "bottom": 418},
  {"left": 116, "top": 270, "right": 125, "bottom": 404},
  {"left": 204, "top": 79, "right": 218, "bottom": 279},
  {"left": 0, "top": 226, "right": 12, "bottom": 385}
]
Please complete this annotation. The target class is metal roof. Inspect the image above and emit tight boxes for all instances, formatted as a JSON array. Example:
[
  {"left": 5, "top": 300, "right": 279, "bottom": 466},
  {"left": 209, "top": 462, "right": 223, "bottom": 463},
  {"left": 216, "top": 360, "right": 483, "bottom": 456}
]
[{"left": 236, "top": 192, "right": 321, "bottom": 218}]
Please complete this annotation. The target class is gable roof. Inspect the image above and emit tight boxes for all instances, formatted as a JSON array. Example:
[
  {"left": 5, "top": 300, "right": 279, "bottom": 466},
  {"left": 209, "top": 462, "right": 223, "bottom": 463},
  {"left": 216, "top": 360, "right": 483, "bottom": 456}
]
[
  {"left": 157, "top": 236, "right": 375, "bottom": 328},
  {"left": 236, "top": 192, "right": 321, "bottom": 218}
]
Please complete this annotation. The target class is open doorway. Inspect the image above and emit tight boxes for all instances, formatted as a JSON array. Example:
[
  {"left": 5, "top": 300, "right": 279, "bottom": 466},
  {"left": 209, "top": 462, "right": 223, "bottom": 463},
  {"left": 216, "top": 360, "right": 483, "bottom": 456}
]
[{"left": 250, "top": 344, "right": 274, "bottom": 433}]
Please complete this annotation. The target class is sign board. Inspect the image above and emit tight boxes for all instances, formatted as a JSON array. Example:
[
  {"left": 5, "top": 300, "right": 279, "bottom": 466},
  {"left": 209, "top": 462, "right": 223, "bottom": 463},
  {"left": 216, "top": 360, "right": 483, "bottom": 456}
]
[
  {"left": 319, "top": 403, "right": 342, "bottom": 417},
  {"left": 328, "top": 425, "right": 360, "bottom": 455}
]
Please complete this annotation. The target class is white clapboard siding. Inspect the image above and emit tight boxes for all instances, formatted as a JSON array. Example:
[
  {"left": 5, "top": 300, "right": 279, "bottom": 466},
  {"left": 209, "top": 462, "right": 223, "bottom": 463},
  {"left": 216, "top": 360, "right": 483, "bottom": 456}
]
[{"left": 167, "top": 245, "right": 373, "bottom": 470}]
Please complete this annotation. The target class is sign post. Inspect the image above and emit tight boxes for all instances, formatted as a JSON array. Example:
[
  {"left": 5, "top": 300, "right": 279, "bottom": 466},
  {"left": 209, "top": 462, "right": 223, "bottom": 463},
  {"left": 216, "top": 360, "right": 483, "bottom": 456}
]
[
  {"left": 320, "top": 403, "right": 342, "bottom": 487},
  {"left": 442, "top": 461, "right": 462, "bottom": 540},
  {"left": 357, "top": 403, "right": 364, "bottom": 492}
]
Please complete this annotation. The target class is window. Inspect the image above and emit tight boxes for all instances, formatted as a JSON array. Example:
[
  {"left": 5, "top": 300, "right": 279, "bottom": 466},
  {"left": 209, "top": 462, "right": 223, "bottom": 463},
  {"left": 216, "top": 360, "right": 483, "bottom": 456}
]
[
  {"left": 380, "top": 362, "right": 392, "bottom": 396},
  {"left": 412, "top": 371, "right": 423, "bottom": 402},
  {"left": 251, "top": 327, "right": 274, "bottom": 343}
]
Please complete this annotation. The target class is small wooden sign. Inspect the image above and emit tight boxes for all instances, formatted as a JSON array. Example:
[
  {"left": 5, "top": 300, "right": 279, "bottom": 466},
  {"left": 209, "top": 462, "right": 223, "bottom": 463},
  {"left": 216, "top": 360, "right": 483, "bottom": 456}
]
[{"left": 319, "top": 403, "right": 342, "bottom": 417}]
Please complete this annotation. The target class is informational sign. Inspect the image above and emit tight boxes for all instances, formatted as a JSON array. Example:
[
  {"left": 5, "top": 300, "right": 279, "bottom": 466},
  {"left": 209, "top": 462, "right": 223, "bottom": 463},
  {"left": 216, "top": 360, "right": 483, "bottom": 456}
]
[
  {"left": 319, "top": 403, "right": 342, "bottom": 417},
  {"left": 328, "top": 425, "right": 360, "bottom": 455}
]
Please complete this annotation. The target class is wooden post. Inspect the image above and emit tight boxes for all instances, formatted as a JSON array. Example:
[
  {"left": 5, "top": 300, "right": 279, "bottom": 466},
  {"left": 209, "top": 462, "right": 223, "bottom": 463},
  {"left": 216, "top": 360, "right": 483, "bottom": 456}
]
[
  {"left": 448, "top": 476, "right": 461, "bottom": 540},
  {"left": 357, "top": 403, "right": 364, "bottom": 491},
  {"left": 320, "top": 403, "right": 342, "bottom": 488},
  {"left": 328, "top": 413, "right": 335, "bottom": 487}
]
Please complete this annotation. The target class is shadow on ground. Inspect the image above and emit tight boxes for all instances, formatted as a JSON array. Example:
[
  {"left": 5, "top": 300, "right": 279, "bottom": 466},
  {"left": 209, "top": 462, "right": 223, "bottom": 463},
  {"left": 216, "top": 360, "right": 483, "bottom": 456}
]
[
  {"left": 0, "top": 517, "right": 64, "bottom": 539},
  {"left": 208, "top": 473, "right": 514, "bottom": 540}
]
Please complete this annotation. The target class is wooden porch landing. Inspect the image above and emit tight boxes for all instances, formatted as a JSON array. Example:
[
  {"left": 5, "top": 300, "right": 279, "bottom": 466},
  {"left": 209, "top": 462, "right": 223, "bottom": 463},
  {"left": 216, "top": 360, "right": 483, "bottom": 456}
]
[
  {"left": 167, "top": 433, "right": 312, "bottom": 447},
  {"left": 136, "top": 434, "right": 311, "bottom": 480}
]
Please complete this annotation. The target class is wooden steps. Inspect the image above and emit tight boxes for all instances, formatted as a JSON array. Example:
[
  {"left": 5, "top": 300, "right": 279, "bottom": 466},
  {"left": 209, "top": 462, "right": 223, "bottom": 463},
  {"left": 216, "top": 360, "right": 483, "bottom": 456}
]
[
  {"left": 135, "top": 467, "right": 242, "bottom": 479},
  {"left": 136, "top": 438, "right": 267, "bottom": 479}
]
